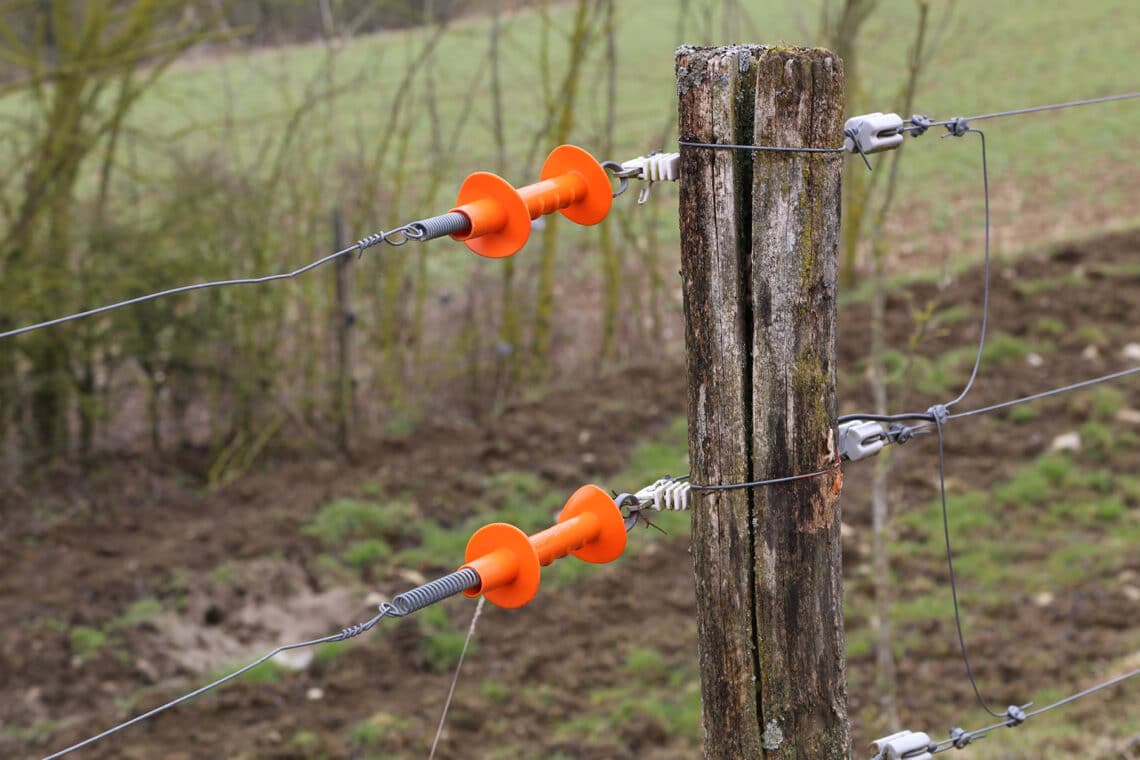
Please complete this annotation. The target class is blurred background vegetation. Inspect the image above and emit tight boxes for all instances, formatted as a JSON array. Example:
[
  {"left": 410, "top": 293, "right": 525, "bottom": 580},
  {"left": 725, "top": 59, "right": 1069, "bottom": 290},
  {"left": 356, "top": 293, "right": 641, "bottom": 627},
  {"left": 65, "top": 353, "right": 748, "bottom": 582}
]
[
  {"left": 2, "top": 3, "right": 1139, "bottom": 758},
  {"left": 1, "top": 0, "right": 1136, "bottom": 483}
]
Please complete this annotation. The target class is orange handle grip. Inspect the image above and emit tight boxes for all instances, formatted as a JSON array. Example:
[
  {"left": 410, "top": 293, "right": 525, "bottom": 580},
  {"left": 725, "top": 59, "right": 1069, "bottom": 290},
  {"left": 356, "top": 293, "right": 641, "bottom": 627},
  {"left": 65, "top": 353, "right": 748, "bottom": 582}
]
[
  {"left": 459, "top": 485, "right": 626, "bottom": 609},
  {"left": 449, "top": 145, "right": 613, "bottom": 259},
  {"left": 529, "top": 510, "right": 600, "bottom": 566},
  {"left": 517, "top": 173, "right": 589, "bottom": 221}
]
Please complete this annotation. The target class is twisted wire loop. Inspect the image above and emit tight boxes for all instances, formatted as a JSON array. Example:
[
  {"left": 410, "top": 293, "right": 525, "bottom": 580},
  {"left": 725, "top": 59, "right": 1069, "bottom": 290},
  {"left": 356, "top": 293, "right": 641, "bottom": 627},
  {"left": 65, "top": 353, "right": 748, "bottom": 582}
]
[
  {"left": 601, "top": 160, "right": 636, "bottom": 197},
  {"left": 42, "top": 570, "right": 481, "bottom": 760}
]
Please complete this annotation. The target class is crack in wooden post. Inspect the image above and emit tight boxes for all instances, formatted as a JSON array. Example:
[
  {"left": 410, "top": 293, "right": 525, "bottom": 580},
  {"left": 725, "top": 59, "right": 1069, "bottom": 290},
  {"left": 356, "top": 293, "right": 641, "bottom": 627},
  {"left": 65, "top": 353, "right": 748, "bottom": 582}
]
[{"left": 678, "top": 44, "right": 850, "bottom": 759}]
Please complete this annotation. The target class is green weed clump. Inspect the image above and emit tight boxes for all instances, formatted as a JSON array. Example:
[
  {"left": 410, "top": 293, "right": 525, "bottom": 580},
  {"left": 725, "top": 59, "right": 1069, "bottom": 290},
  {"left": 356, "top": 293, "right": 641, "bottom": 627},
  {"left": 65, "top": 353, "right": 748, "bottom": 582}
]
[
  {"left": 1089, "top": 387, "right": 1125, "bottom": 419},
  {"left": 1032, "top": 316, "right": 1065, "bottom": 336},
  {"left": 114, "top": 598, "right": 163, "bottom": 628},
  {"left": 1008, "top": 405, "right": 1038, "bottom": 423},
  {"left": 304, "top": 499, "right": 417, "bottom": 546},
  {"left": 289, "top": 729, "right": 324, "bottom": 756},
  {"left": 204, "top": 659, "right": 284, "bottom": 685},
  {"left": 480, "top": 679, "right": 512, "bottom": 704},
  {"left": 416, "top": 605, "right": 472, "bottom": 673},
  {"left": 69, "top": 627, "right": 108, "bottom": 661},
  {"left": 622, "top": 645, "right": 670, "bottom": 685},
  {"left": 1080, "top": 421, "right": 1113, "bottom": 461},
  {"left": 980, "top": 332, "right": 1036, "bottom": 365},
  {"left": 304, "top": 498, "right": 418, "bottom": 576},
  {"left": 994, "top": 467, "right": 1050, "bottom": 508}
]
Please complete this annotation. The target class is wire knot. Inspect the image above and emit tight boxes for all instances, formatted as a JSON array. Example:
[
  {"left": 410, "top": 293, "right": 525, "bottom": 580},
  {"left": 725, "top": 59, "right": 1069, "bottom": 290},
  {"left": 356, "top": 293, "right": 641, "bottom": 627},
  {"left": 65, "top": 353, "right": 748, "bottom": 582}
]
[
  {"left": 949, "top": 726, "right": 972, "bottom": 749},
  {"left": 908, "top": 114, "right": 934, "bottom": 137},
  {"left": 889, "top": 423, "right": 914, "bottom": 445},
  {"left": 926, "top": 404, "right": 950, "bottom": 424},
  {"left": 944, "top": 117, "right": 971, "bottom": 137},
  {"left": 1004, "top": 704, "right": 1028, "bottom": 726},
  {"left": 843, "top": 125, "right": 874, "bottom": 171}
]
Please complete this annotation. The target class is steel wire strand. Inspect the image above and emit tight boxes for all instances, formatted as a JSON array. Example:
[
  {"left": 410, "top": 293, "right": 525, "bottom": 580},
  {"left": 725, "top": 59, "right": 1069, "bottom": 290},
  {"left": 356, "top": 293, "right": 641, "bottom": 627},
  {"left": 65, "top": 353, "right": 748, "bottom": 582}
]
[
  {"left": 686, "top": 463, "right": 840, "bottom": 491},
  {"left": 944, "top": 129, "right": 991, "bottom": 410},
  {"left": 428, "top": 596, "right": 485, "bottom": 760},
  {"left": 838, "top": 127, "right": 992, "bottom": 429},
  {"left": 0, "top": 229, "right": 413, "bottom": 340},
  {"left": 912, "top": 91, "right": 1140, "bottom": 129},
  {"left": 947, "top": 364, "right": 1140, "bottom": 421},
  {"left": 932, "top": 418, "right": 1010, "bottom": 718},
  {"left": 925, "top": 667, "right": 1140, "bottom": 754},
  {"left": 677, "top": 139, "right": 846, "bottom": 154},
  {"left": 41, "top": 611, "right": 387, "bottom": 760}
]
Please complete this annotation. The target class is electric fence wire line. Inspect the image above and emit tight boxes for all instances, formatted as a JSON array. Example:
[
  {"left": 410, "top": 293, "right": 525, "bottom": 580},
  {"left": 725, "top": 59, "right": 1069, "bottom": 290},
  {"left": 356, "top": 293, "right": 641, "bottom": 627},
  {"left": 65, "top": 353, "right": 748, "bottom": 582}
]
[
  {"left": 42, "top": 568, "right": 482, "bottom": 759},
  {"left": 904, "top": 91, "right": 1140, "bottom": 131},
  {"left": 677, "top": 139, "right": 846, "bottom": 154},
  {"left": 839, "top": 124, "right": 993, "bottom": 432},
  {"left": 917, "top": 667, "right": 1140, "bottom": 756},
  {"left": 930, "top": 414, "right": 1017, "bottom": 719},
  {"left": 619, "top": 464, "right": 841, "bottom": 529},
  {"left": 0, "top": 224, "right": 425, "bottom": 341},
  {"left": 428, "top": 596, "right": 486, "bottom": 760},
  {"left": 40, "top": 610, "right": 388, "bottom": 760}
]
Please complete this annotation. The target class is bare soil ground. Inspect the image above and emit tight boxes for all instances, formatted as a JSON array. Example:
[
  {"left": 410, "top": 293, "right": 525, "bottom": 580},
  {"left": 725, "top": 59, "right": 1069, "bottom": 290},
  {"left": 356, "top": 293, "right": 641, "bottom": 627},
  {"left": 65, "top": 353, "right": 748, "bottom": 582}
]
[{"left": 3, "top": 229, "right": 1139, "bottom": 759}]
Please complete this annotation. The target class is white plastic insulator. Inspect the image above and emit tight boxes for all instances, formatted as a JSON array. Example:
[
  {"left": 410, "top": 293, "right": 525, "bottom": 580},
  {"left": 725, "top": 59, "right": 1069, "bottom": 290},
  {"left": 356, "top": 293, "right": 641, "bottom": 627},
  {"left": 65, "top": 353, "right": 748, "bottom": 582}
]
[
  {"left": 620, "top": 152, "right": 681, "bottom": 183},
  {"left": 843, "top": 112, "right": 905, "bottom": 155},
  {"left": 869, "top": 730, "right": 933, "bottom": 760},
  {"left": 839, "top": 420, "right": 886, "bottom": 461},
  {"left": 634, "top": 477, "right": 691, "bottom": 512}
]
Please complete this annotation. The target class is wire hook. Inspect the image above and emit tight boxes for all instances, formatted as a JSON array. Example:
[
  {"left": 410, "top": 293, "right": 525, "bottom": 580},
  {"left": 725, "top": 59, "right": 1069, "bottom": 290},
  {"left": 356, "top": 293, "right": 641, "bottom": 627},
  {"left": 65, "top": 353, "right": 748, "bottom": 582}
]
[{"left": 601, "top": 160, "right": 637, "bottom": 198}]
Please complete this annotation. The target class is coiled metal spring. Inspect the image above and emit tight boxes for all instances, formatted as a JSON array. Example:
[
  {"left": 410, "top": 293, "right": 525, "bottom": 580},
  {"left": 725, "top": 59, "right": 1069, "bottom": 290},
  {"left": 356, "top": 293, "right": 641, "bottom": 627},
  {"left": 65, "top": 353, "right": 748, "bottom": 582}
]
[
  {"left": 406, "top": 212, "right": 472, "bottom": 242},
  {"left": 383, "top": 568, "right": 481, "bottom": 617}
]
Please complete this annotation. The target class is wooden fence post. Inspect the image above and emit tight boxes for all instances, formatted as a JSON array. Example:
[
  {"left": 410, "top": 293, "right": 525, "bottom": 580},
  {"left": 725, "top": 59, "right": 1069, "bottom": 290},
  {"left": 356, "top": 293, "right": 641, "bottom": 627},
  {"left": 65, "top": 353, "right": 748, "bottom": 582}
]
[{"left": 677, "top": 44, "right": 850, "bottom": 758}]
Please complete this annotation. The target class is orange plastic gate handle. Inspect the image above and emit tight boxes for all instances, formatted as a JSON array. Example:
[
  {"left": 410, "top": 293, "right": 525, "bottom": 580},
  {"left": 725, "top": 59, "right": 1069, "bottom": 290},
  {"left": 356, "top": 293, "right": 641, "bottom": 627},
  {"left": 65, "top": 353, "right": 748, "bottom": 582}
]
[
  {"left": 459, "top": 485, "right": 627, "bottom": 608},
  {"left": 449, "top": 145, "right": 613, "bottom": 258}
]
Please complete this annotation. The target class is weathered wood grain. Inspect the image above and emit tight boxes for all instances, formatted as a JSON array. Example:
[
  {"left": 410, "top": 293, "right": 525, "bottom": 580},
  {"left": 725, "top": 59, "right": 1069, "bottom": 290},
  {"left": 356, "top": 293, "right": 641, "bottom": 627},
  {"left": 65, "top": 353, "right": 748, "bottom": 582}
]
[{"left": 677, "top": 44, "right": 849, "bottom": 759}]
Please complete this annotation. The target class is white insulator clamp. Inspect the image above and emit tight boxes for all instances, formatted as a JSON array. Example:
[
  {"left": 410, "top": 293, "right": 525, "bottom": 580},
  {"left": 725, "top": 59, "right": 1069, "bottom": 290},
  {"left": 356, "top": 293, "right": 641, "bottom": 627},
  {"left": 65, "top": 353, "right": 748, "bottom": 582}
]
[
  {"left": 839, "top": 420, "right": 888, "bottom": 462},
  {"left": 620, "top": 152, "right": 681, "bottom": 204},
  {"left": 633, "top": 477, "right": 692, "bottom": 512},
  {"left": 869, "top": 730, "right": 933, "bottom": 760},
  {"left": 843, "top": 112, "right": 905, "bottom": 158}
]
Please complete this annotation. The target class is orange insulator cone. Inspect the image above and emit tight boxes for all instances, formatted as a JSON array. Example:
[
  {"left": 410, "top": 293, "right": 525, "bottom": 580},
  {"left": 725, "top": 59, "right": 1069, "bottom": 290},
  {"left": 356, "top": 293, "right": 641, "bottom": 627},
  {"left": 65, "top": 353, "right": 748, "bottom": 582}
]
[
  {"left": 449, "top": 145, "right": 614, "bottom": 258},
  {"left": 459, "top": 485, "right": 627, "bottom": 608}
]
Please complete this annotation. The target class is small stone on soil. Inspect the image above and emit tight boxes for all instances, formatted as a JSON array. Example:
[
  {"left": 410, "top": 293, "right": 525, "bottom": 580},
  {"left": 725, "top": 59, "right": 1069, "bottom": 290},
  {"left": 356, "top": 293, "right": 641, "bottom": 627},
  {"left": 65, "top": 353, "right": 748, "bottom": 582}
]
[
  {"left": 1049, "top": 431, "right": 1082, "bottom": 452},
  {"left": 1115, "top": 408, "right": 1140, "bottom": 425},
  {"left": 397, "top": 568, "right": 427, "bottom": 586}
]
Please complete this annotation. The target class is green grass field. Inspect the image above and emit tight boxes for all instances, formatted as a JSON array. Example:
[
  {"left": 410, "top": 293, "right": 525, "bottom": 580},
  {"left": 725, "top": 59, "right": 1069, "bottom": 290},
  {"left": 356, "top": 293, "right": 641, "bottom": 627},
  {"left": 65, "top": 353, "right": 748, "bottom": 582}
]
[{"left": 124, "top": 0, "right": 1139, "bottom": 227}]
